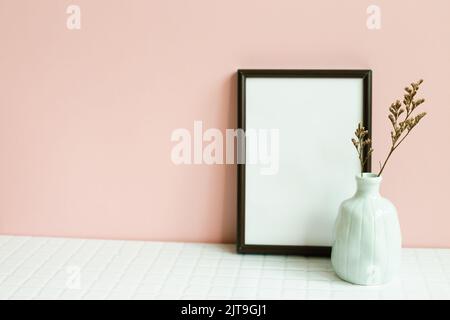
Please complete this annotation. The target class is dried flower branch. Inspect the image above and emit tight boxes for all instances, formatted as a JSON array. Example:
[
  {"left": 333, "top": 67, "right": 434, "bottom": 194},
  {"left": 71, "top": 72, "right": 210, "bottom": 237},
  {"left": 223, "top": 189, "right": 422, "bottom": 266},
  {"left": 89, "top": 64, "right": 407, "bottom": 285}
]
[
  {"left": 352, "top": 122, "right": 373, "bottom": 177},
  {"left": 377, "top": 79, "right": 427, "bottom": 176}
]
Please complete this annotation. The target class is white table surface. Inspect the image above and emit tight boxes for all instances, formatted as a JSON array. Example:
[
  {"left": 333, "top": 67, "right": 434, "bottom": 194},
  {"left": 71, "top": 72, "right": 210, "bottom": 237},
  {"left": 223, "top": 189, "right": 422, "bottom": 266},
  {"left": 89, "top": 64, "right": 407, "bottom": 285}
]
[{"left": 0, "top": 235, "right": 449, "bottom": 300}]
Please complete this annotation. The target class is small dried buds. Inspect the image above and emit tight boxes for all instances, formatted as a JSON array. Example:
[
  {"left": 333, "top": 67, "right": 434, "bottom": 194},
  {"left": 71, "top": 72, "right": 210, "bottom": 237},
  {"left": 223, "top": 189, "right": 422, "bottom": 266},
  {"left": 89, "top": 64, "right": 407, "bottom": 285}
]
[
  {"left": 352, "top": 122, "right": 373, "bottom": 177},
  {"left": 378, "top": 79, "right": 427, "bottom": 176},
  {"left": 351, "top": 79, "right": 427, "bottom": 178}
]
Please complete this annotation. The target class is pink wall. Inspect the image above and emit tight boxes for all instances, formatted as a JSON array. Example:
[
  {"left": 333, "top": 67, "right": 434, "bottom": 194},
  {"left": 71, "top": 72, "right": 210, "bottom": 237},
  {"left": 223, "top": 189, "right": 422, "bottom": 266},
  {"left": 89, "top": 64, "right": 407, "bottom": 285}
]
[{"left": 0, "top": 0, "right": 449, "bottom": 247}]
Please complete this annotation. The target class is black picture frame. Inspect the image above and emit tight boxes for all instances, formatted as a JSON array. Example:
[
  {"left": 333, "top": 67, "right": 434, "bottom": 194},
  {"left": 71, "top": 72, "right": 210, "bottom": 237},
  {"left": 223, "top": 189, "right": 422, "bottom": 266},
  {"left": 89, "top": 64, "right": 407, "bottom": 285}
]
[{"left": 237, "top": 69, "right": 372, "bottom": 256}]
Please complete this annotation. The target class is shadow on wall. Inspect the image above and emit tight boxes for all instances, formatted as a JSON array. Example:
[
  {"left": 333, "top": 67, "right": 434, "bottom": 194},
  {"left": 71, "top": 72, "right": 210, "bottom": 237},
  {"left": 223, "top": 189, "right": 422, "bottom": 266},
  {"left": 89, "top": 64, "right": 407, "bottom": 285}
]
[{"left": 221, "top": 72, "right": 238, "bottom": 243}]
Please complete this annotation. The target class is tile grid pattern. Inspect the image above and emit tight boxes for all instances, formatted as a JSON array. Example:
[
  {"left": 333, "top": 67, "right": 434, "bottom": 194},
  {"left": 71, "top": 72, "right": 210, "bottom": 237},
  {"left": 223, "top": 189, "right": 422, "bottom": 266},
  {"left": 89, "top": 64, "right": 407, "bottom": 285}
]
[{"left": 0, "top": 236, "right": 449, "bottom": 300}]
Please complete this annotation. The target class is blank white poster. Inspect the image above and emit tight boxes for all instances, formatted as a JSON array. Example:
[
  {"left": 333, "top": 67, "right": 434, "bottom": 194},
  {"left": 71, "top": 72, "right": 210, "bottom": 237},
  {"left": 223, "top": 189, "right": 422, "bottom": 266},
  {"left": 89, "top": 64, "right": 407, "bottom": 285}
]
[{"left": 245, "top": 78, "right": 363, "bottom": 246}]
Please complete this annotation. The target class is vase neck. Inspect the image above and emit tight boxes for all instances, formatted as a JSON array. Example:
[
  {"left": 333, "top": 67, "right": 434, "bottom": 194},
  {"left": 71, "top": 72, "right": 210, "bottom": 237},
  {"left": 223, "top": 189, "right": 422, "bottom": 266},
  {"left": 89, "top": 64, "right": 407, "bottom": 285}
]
[{"left": 355, "top": 173, "right": 382, "bottom": 197}]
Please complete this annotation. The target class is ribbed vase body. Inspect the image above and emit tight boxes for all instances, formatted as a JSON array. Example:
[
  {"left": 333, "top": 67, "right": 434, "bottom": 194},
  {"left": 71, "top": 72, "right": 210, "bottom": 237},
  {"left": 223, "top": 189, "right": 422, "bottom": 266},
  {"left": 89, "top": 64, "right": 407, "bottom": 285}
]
[{"left": 331, "top": 174, "right": 402, "bottom": 285}]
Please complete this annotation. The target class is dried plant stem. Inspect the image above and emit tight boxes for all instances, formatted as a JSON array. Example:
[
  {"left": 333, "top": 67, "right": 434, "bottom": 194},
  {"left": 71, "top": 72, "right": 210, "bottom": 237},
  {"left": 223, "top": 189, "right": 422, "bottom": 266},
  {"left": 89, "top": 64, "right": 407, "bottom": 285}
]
[
  {"left": 351, "top": 79, "right": 427, "bottom": 178},
  {"left": 377, "top": 79, "right": 426, "bottom": 177},
  {"left": 352, "top": 123, "right": 373, "bottom": 177},
  {"left": 378, "top": 119, "right": 412, "bottom": 176}
]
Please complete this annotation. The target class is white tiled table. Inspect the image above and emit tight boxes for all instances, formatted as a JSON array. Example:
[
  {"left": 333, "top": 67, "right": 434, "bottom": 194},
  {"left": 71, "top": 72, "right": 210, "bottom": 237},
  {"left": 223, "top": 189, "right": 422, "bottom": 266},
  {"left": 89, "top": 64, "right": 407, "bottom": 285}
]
[{"left": 0, "top": 236, "right": 449, "bottom": 300}]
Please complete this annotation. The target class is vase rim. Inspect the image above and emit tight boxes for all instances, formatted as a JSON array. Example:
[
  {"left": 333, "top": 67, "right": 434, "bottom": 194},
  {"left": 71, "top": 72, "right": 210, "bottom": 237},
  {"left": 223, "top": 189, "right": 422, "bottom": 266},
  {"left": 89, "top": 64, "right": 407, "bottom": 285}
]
[{"left": 356, "top": 173, "right": 382, "bottom": 181}]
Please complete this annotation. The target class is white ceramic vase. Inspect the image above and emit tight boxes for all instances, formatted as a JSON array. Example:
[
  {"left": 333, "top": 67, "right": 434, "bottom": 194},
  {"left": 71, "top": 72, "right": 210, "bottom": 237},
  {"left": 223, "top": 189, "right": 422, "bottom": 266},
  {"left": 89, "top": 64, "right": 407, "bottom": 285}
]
[{"left": 331, "top": 173, "right": 402, "bottom": 285}]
